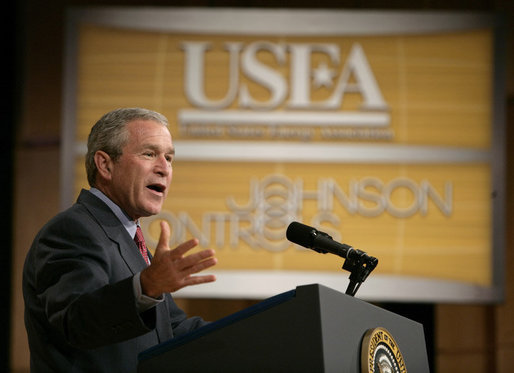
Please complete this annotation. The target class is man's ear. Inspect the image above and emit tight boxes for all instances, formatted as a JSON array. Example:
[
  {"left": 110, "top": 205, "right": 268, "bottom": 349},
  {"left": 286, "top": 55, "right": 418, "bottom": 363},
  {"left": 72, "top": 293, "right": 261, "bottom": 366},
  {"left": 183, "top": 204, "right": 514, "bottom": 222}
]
[{"left": 94, "top": 150, "right": 114, "bottom": 180}]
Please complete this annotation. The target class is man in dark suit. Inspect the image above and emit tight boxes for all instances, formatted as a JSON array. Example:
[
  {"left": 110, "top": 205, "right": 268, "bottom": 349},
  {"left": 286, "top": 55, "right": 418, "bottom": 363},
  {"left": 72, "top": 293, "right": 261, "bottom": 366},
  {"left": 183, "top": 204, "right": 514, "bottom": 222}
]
[{"left": 23, "top": 108, "right": 218, "bottom": 372}]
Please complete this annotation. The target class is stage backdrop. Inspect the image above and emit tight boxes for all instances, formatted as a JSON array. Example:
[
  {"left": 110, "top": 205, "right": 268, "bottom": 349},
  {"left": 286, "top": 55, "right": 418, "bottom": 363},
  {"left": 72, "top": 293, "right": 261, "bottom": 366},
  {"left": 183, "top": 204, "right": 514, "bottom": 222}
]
[{"left": 61, "top": 8, "right": 506, "bottom": 302}]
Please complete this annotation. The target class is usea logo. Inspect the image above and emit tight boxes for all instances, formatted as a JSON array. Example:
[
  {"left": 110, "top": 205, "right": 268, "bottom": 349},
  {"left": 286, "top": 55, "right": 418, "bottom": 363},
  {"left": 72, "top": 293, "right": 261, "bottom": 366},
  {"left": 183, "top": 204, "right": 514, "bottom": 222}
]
[
  {"left": 361, "top": 327, "right": 407, "bottom": 373},
  {"left": 179, "top": 41, "right": 392, "bottom": 141}
]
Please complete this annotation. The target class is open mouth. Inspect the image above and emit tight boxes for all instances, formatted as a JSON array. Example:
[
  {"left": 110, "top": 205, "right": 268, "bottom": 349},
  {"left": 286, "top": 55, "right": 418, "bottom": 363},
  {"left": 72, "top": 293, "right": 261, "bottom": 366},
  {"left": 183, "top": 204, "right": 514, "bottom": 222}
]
[{"left": 147, "top": 184, "right": 166, "bottom": 194}]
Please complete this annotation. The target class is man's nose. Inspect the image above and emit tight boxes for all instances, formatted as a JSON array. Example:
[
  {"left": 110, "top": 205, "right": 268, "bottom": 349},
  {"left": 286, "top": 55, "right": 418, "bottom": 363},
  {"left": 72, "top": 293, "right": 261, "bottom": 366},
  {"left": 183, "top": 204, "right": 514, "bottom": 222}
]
[{"left": 154, "top": 155, "right": 171, "bottom": 176}]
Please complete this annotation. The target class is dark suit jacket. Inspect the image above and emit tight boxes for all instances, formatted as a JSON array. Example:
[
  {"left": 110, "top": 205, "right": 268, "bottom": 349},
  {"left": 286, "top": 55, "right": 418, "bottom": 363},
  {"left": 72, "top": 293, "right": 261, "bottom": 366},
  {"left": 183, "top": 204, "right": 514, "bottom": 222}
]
[{"left": 23, "top": 189, "right": 207, "bottom": 373}]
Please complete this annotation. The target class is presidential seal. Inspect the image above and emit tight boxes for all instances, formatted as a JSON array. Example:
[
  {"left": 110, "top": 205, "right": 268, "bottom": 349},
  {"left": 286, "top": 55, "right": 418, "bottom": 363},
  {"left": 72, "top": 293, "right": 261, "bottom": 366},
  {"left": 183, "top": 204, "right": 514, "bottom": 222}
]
[{"left": 361, "top": 327, "right": 407, "bottom": 373}]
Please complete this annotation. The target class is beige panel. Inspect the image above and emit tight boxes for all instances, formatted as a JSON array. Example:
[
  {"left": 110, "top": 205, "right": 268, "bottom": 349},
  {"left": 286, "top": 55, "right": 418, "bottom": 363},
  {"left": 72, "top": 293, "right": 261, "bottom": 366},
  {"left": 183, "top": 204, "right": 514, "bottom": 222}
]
[
  {"left": 72, "top": 24, "right": 495, "bottom": 288},
  {"left": 76, "top": 26, "right": 492, "bottom": 148}
]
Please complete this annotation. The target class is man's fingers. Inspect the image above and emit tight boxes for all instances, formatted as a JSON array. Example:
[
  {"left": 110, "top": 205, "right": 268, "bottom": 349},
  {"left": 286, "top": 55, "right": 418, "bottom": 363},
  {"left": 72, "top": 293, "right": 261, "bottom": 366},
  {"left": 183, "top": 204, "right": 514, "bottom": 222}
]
[
  {"left": 139, "top": 219, "right": 218, "bottom": 296},
  {"left": 181, "top": 256, "right": 217, "bottom": 275},
  {"left": 173, "top": 274, "right": 217, "bottom": 292},
  {"left": 155, "top": 221, "right": 171, "bottom": 253},
  {"left": 184, "top": 274, "right": 217, "bottom": 286},
  {"left": 176, "top": 249, "right": 216, "bottom": 270},
  {"left": 169, "top": 238, "right": 201, "bottom": 258}
]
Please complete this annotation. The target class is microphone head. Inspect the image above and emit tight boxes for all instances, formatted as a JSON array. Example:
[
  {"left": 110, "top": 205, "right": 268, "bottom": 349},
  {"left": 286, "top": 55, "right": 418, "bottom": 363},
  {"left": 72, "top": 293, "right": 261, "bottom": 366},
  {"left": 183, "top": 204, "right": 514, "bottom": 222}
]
[{"left": 286, "top": 221, "right": 316, "bottom": 248}]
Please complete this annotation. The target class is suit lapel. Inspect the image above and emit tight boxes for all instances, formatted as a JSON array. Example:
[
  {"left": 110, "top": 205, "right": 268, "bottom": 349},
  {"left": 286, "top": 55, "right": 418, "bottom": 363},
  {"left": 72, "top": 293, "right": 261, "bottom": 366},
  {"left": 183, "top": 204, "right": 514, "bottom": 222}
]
[
  {"left": 78, "top": 190, "right": 147, "bottom": 274},
  {"left": 77, "top": 189, "right": 173, "bottom": 342}
]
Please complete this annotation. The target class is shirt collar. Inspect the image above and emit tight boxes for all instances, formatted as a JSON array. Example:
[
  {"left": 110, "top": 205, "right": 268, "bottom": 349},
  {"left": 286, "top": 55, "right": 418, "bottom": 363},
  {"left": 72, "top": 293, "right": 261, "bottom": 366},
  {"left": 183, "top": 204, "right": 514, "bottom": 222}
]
[{"left": 89, "top": 187, "right": 139, "bottom": 238}]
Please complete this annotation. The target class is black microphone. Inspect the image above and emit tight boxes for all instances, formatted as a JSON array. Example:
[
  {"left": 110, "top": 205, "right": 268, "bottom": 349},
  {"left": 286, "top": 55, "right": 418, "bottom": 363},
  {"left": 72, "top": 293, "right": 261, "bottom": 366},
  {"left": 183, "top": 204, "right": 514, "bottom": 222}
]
[
  {"left": 286, "top": 221, "right": 355, "bottom": 259},
  {"left": 287, "top": 221, "right": 379, "bottom": 296}
]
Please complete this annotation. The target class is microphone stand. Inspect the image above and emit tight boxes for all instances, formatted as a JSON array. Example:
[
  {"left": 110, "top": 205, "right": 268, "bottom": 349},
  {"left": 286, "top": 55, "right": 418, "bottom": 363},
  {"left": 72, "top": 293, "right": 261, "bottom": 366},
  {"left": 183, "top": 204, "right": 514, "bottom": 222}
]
[{"left": 342, "top": 249, "right": 378, "bottom": 296}]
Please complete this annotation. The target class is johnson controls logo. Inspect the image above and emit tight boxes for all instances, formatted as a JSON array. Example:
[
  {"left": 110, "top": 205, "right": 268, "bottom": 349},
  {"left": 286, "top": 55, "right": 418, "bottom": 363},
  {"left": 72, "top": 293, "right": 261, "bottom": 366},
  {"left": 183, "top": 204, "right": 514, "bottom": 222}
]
[
  {"left": 179, "top": 41, "right": 393, "bottom": 141},
  {"left": 146, "top": 174, "right": 452, "bottom": 250}
]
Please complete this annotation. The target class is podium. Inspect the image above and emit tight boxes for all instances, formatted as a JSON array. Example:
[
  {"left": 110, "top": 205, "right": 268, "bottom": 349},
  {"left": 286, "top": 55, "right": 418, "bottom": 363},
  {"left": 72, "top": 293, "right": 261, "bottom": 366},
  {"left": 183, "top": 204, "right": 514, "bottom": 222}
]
[{"left": 138, "top": 284, "right": 429, "bottom": 372}]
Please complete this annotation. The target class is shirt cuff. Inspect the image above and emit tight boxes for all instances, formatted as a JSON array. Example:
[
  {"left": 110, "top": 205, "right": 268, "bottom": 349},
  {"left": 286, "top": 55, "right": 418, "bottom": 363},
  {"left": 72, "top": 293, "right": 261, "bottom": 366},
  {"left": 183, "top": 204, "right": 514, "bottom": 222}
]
[{"left": 133, "top": 272, "right": 164, "bottom": 313}]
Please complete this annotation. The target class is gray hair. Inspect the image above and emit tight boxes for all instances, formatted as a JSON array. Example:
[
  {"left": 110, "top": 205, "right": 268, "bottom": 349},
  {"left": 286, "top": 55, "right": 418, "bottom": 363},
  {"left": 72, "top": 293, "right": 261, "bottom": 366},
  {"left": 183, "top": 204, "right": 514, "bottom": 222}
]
[{"left": 85, "top": 107, "right": 169, "bottom": 187}]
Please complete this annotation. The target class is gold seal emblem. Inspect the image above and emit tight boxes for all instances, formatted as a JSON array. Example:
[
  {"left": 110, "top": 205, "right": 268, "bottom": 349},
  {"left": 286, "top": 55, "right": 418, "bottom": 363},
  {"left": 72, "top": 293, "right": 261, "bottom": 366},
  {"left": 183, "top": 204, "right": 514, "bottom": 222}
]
[{"left": 361, "top": 327, "right": 407, "bottom": 373}]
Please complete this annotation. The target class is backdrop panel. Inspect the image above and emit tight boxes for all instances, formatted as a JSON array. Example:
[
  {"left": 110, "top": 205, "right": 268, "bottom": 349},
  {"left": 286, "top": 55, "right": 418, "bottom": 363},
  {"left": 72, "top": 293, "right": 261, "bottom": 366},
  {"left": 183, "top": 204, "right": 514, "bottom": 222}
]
[{"left": 62, "top": 8, "right": 505, "bottom": 302}]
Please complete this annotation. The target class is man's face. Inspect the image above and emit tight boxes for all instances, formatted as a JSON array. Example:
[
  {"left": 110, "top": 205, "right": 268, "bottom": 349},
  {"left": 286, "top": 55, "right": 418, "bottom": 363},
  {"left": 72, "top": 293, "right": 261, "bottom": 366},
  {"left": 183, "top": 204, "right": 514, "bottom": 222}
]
[{"left": 106, "top": 119, "right": 174, "bottom": 220}]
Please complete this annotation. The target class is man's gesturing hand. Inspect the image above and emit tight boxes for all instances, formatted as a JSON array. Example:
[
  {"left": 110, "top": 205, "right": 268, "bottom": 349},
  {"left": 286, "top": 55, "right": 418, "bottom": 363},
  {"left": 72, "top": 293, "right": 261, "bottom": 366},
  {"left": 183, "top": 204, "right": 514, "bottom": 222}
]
[{"left": 140, "top": 221, "right": 217, "bottom": 298}]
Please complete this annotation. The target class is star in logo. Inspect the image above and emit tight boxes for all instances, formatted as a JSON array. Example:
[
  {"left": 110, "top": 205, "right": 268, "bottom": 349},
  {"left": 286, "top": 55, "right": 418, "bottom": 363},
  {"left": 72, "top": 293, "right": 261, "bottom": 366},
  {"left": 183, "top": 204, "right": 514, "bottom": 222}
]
[{"left": 312, "top": 62, "right": 336, "bottom": 89}]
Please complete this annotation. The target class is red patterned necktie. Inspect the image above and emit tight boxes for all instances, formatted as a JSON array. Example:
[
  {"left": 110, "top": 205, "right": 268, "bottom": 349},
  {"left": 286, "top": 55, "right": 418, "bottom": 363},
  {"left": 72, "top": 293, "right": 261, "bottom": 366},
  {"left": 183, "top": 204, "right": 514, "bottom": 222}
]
[{"left": 134, "top": 226, "right": 150, "bottom": 265}]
